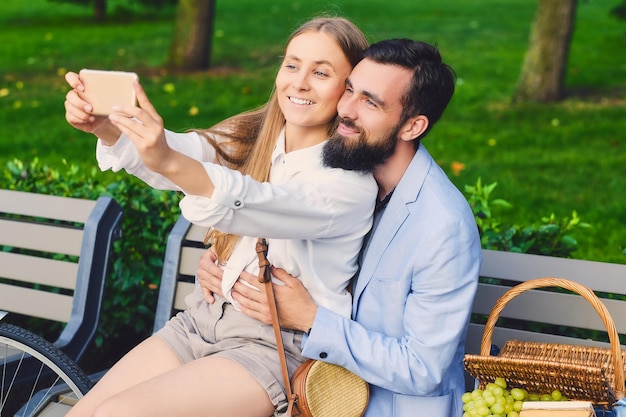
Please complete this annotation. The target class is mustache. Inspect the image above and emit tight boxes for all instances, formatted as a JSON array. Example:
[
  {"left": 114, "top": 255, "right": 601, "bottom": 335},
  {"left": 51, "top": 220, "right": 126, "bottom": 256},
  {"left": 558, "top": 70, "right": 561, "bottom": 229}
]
[{"left": 337, "top": 116, "right": 360, "bottom": 132}]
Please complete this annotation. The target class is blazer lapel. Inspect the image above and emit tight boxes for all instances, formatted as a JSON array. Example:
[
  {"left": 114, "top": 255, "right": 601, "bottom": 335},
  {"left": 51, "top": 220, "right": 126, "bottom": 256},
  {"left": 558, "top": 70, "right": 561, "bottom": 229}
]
[{"left": 352, "top": 146, "right": 434, "bottom": 307}]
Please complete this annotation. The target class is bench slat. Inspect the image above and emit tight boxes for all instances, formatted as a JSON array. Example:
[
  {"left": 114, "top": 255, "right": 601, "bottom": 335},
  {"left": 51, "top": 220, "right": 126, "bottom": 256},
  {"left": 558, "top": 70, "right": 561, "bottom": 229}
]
[
  {"left": 185, "top": 224, "right": 208, "bottom": 243},
  {"left": 173, "top": 281, "right": 195, "bottom": 311},
  {"left": 179, "top": 246, "right": 205, "bottom": 277},
  {"left": 0, "top": 283, "right": 73, "bottom": 322},
  {"left": 473, "top": 283, "right": 626, "bottom": 334},
  {"left": 480, "top": 249, "right": 626, "bottom": 295},
  {"left": 35, "top": 401, "right": 72, "bottom": 417},
  {"left": 0, "top": 220, "right": 83, "bottom": 256},
  {"left": 0, "top": 189, "right": 95, "bottom": 222},
  {"left": 0, "top": 252, "right": 78, "bottom": 290},
  {"left": 58, "top": 391, "right": 80, "bottom": 405}
]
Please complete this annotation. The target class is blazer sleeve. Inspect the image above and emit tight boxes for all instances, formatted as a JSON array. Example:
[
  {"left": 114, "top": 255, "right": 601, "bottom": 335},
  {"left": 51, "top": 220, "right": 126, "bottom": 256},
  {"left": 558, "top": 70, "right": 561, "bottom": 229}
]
[{"left": 301, "top": 212, "right": 481, "bottom": 396}]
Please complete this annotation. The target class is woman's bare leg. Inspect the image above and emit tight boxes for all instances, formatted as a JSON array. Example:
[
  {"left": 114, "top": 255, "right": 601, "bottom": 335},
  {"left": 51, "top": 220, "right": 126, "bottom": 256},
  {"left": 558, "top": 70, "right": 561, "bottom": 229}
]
[
  {"left": 93, "top": 356, "right": 275, "bottom": 417},
  {"left": 67, "top": 335, "right": 183, "bottom": 417}
]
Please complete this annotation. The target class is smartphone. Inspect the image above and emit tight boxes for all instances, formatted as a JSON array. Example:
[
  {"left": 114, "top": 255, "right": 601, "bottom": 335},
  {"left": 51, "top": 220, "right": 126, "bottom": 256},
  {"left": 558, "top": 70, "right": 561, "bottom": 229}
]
[{"left": 78, "top": 69, "right": 138, "bottom": 116}]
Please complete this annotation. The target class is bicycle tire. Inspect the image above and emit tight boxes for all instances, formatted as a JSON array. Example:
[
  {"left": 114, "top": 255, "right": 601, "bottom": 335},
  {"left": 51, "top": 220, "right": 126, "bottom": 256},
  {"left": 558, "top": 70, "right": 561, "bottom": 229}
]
[{"left": 1, "top": 323, "right": 92, "bottom": 417}]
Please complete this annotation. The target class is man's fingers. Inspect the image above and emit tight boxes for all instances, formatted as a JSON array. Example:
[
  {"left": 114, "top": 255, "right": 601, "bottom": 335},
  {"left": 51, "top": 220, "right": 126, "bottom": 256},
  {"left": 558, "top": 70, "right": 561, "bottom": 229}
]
[
  {"left": 195, "top": 248, "right": 226, "bottom": 300},
  {"left": 205, "top": 259, "right": 224, "bottom": 278},
  {"left": 198, "top": 248, "right": 219, "bottom": 269},
  {"left": 232, "top": 283, "right": 272, "bottom": 325},
  {"left": 238, "top": 270, "right": 261, "bottom": 289},
  {"left": 270, "top": 266, "right": 301, "bottom": 288},
  {"left": 233, "top": 279, "right": 264, "bottom": 300},
  {"left": 201, "top": 285, "right": 216, "bottom": 304}
]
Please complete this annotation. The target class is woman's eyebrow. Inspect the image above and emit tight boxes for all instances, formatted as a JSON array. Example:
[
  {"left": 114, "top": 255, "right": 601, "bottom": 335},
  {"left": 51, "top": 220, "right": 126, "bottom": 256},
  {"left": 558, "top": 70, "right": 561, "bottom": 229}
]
[{"left": 284, "top": 55, "right": 336, "bottom": 69}]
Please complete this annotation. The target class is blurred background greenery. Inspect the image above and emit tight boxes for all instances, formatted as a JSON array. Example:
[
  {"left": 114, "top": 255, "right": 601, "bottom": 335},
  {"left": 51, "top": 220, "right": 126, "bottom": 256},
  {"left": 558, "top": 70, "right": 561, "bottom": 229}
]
[{"left": 2, "top": 0, "right": 624, "bottom": 264}]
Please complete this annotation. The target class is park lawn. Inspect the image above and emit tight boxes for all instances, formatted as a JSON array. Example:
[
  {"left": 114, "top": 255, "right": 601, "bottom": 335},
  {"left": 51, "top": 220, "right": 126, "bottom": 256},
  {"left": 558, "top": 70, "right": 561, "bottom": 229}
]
[{"left": 0, "top": 0, "right": 624, "bottom": 263}]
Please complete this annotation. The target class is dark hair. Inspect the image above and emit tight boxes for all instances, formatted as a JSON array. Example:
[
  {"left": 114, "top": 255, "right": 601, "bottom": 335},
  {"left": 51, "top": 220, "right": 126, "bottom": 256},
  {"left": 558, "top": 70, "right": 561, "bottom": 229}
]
[{"left": 363, "top": 39, "right": 456, "bottom": 141}]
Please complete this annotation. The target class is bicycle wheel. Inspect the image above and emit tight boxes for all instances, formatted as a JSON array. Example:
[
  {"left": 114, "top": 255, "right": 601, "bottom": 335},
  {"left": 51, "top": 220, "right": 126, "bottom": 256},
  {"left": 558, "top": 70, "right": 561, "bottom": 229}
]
[{"left": 0, "top": 323, "right": 92, "bottom": 417}]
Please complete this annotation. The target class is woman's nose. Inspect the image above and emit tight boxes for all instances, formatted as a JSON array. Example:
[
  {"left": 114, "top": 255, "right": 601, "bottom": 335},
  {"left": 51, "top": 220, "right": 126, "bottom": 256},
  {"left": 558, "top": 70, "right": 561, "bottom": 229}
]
[{"left": 291, "top": 72, "right": 310, "bottom": 91}]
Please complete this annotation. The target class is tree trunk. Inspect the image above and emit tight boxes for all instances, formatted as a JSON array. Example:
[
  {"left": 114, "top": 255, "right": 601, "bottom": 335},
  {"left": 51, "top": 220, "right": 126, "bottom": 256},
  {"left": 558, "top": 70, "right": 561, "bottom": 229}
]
[
  {"left": 514, "top": 0, "right": 577, "bottom": 102},
  {"left": 168, "top": 0, "right": 216, "bottom": 71},
  {"left": 94, "top": 0, "right": 107, "bottom": 22}
]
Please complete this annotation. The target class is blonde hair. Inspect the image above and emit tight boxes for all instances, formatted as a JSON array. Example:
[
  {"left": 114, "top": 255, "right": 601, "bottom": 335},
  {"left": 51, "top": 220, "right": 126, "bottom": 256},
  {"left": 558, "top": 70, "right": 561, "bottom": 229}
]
[{"left": 197, "top": 17, "right": 368, "bottom": 263}]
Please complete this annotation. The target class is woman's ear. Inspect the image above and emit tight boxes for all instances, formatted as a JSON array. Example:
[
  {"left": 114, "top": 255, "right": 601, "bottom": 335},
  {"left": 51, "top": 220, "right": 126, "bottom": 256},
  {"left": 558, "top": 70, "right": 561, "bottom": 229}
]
[{"left": 399, "top": 115, "right": 429, "bottom": 142}]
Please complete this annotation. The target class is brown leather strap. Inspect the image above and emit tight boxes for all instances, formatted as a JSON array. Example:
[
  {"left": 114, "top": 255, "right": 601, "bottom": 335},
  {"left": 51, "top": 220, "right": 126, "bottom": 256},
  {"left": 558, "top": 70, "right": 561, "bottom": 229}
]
[{"left": 256, "top": 238, "right": 299, "bottom": 415}]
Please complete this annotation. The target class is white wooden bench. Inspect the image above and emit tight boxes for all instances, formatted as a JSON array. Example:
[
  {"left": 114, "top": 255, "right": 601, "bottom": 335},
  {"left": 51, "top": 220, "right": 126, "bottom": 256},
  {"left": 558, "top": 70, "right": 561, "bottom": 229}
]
[{"left": 0, "top": 189, "right": 123, "bottom": 362}]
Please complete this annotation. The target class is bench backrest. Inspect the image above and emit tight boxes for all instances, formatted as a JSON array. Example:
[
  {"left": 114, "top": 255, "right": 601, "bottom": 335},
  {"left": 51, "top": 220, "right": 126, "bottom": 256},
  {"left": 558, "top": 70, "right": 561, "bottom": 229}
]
[
  {"left": 153, "top": 216, "right": 205, "bottom": 333},
  {"left": 0, "top": 189, "right": 123, "bottom": 362},
  {"left": 465, "top": 249, "right": 626, "bottom": 389}
]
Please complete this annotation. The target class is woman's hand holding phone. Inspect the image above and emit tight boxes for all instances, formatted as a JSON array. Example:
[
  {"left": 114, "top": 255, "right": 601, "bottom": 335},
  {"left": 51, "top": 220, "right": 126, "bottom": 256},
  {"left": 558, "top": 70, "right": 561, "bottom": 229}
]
[
  {"left": 64, "top": 71, "right": 121, "bottom": 145},
  {"left": 64, "top": 67, "right": 171, "bottom": 168},
  {"left": 64, "top": 68, "right": 212, "bottom": 199},
  {"left": 106, "top": 79, "right": 175, "bottom": 174}
]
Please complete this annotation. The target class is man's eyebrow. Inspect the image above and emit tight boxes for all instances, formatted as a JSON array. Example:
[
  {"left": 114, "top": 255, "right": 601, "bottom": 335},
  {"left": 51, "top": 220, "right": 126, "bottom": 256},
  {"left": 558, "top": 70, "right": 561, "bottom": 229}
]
[{"left": 346, "top": 78, "right": 386, "bottom": 109}]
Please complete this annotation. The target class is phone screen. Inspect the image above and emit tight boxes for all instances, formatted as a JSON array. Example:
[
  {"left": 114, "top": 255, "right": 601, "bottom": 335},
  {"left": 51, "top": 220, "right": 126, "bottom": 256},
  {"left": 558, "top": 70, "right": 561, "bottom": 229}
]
[{"left": 79, "top": 69, "right": 138, "bottom": 116}]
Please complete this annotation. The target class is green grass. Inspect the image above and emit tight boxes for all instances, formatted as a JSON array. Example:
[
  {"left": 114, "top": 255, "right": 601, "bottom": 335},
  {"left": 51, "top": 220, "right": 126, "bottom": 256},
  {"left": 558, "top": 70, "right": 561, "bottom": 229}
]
[{"left": 1, "top": 0, "right": 624, "bottom": 263}]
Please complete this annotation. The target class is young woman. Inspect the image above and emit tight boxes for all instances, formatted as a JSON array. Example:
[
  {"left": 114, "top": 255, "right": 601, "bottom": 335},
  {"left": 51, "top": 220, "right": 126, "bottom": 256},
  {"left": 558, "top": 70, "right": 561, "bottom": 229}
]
[{"left": 64, "top": 18, "right": 376, "bottom": 417}]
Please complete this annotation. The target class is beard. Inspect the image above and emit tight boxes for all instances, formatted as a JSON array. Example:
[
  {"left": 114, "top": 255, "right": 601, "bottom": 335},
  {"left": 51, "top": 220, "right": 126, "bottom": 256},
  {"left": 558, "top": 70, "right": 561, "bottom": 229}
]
[{"left": 322, "top": 117, "right": 399, "bottom": 172}]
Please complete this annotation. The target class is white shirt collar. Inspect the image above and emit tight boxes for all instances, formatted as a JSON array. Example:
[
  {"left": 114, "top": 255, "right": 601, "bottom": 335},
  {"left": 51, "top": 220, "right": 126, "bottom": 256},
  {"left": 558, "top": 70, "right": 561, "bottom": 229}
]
[{"left": 271, "top": 128, "right": 327, "bottom": 175}]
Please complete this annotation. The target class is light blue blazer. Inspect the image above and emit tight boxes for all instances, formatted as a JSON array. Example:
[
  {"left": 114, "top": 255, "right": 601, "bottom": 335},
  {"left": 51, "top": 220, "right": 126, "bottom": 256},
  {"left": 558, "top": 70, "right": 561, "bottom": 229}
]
[{"left": 302, "top": 145, "right": 481, "bottom": 417}]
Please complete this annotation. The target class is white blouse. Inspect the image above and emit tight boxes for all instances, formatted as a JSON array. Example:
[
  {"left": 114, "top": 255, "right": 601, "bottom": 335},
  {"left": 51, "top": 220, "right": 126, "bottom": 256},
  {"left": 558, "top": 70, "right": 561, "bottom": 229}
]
[{"left": 96, "top": 129, "right": 376, "bottom": 317}]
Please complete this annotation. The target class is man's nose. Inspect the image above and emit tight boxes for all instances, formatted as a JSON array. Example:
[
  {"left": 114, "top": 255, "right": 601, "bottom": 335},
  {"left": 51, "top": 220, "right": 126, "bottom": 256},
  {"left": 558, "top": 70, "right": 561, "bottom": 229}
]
[{"left": 337, "top": 93, "right": 356, "bottom": 119}]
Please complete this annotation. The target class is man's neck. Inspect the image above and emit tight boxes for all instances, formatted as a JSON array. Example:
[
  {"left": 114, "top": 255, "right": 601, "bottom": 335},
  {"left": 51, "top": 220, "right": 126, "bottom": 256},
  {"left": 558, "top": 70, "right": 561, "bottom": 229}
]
[{"left": 373, "top": 141, "right": 417, "bottom": 199}]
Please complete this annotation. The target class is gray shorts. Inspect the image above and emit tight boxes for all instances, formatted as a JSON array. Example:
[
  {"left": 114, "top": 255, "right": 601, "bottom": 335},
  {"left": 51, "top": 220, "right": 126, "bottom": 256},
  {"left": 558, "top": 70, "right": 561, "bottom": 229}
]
[{"left": 155, "top": 286, "right": 305, "bottom": 414}]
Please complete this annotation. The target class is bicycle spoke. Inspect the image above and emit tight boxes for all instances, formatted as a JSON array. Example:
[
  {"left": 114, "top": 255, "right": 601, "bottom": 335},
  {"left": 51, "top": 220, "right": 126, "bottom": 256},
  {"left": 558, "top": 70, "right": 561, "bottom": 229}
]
[{"left": 0, "top": 324, "right": 91, "bottom": 417}]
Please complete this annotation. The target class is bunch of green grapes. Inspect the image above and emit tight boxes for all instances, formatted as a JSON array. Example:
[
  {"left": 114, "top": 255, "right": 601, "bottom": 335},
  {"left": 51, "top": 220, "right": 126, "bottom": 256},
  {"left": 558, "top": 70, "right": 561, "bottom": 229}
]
[{"left": 461, "top": 377, "right": 567, "bottom": 417}]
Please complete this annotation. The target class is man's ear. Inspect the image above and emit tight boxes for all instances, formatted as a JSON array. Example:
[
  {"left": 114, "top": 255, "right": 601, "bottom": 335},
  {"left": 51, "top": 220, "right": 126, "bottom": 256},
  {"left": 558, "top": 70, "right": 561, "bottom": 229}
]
[{"left": 399, "top": 115, "right": 429, "bottom": 142}]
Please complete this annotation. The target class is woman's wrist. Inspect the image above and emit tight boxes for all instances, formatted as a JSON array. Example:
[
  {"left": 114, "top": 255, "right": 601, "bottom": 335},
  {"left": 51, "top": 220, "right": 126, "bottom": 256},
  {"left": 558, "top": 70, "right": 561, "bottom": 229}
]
[{"left": 94, "top": 122, "right": 122, "bottom": 146}]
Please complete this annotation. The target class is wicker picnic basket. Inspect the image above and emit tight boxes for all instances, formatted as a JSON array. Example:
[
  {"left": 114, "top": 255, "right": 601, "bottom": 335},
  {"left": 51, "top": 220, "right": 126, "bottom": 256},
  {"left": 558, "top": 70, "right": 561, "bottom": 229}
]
[{"left": 464, "top": 277, "right": 626, "bottom": 410}]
